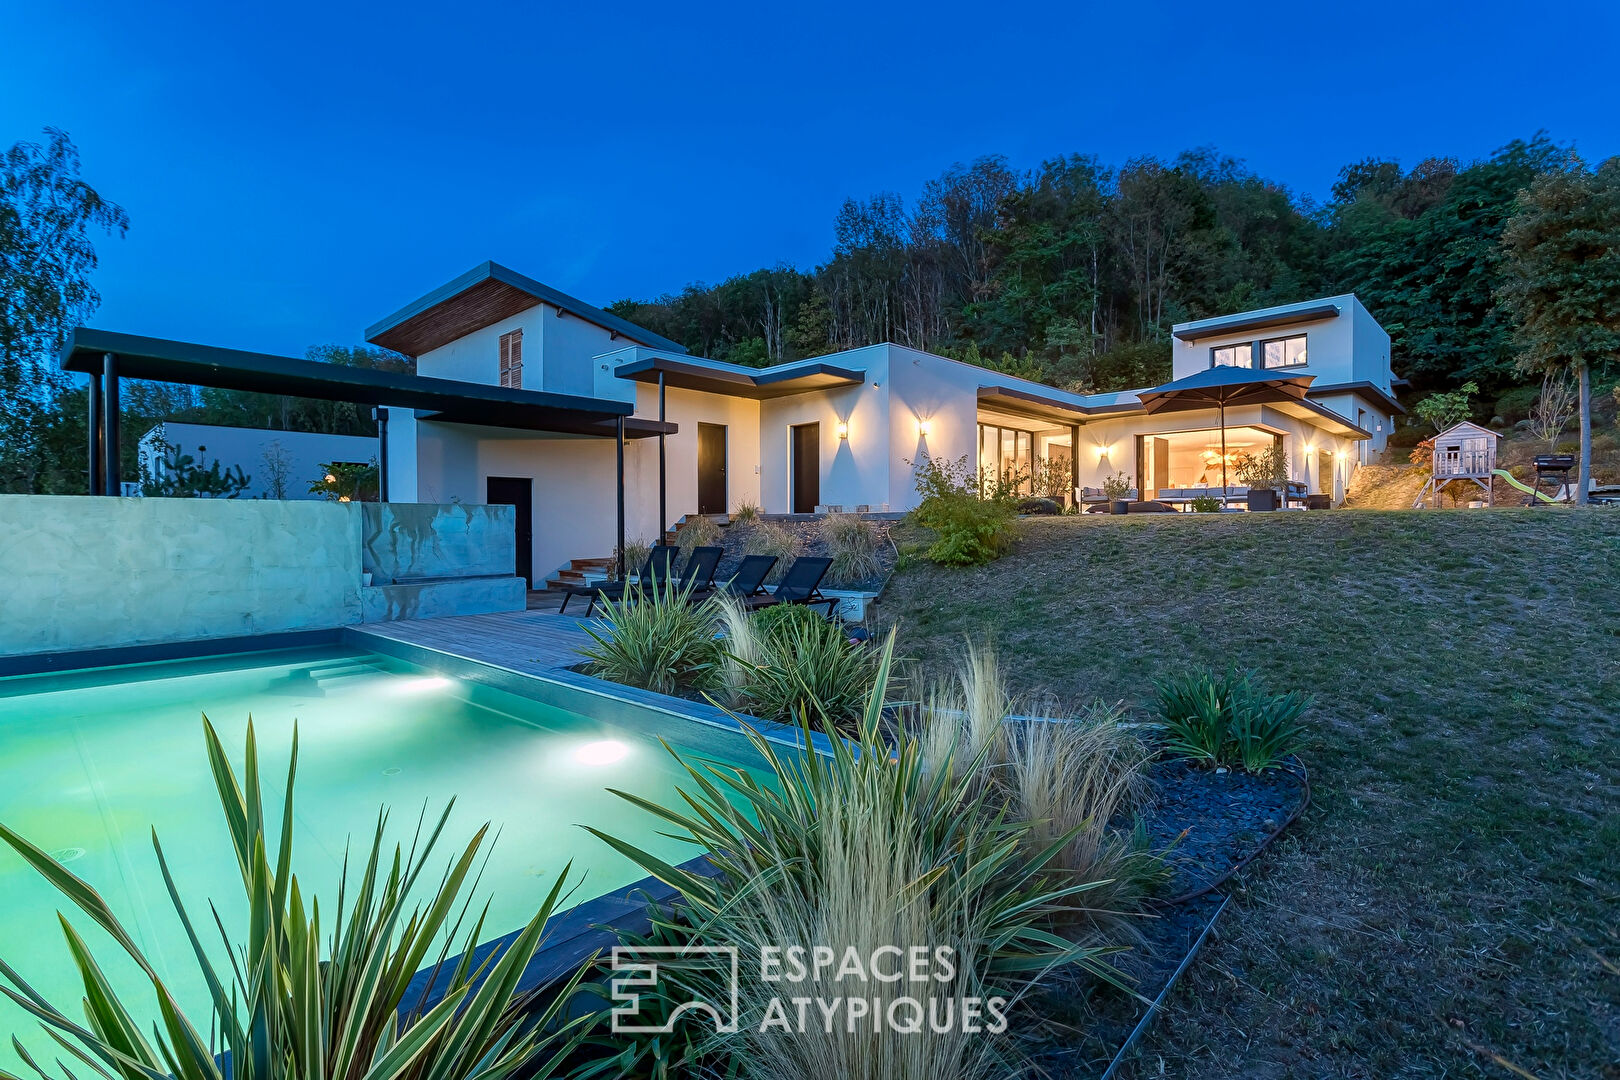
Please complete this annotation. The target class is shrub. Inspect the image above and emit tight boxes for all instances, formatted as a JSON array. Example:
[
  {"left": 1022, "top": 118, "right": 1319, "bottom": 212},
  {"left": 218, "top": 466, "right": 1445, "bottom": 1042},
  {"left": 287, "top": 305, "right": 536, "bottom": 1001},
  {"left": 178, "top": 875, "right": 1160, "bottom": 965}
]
[
  {"left": 675, "top": 513, "right": 722, "bottom": 552},
  {"left": 712, "top": 591, "right": 762, "bottom": 710},
  {"left": 586, "top": 641, "right": 1115, "bottom": 1080},
  {"left": 908, "top": 456, "right": 1019, "bottom": 567},
  {"left": 614, "top": 535, "right": 653, "bottom": 580},
  {"left": 1494, "top": 384, "right": 1541, "bottom": 425},
  {"left": 741, "top": 603, "right": 881, "bottom": 730},
  {"left": 731, "top": 498, "right": 761, "bottom": 524},
  {"left": 0, "top": 721, "right": 591, "bottom": 1080},
  {"left": 1154, "top": 667, "right": 1310, "bottom": 772},
  {"left": 580, "top": 577, "right": 720, "bottom": 695},
  {"left": 1017, "top": 496, "right": 1061, "bottom": 515},
  {"left": 1190, "top": 494, "right": 1222, "bottom": 513},
  {"left": 822, "top": 511, "right": 882, "bottom": 585},
  {"left": 743, "top": 519, "right": 803, "bottom": 583}
]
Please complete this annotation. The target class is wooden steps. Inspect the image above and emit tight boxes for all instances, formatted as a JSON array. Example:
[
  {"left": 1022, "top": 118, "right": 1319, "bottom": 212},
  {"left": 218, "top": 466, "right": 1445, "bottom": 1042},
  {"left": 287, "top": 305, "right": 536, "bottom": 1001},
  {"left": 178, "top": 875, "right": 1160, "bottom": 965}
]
[{"left": 542, "top": 556, "right": 613, "bottom": 590}]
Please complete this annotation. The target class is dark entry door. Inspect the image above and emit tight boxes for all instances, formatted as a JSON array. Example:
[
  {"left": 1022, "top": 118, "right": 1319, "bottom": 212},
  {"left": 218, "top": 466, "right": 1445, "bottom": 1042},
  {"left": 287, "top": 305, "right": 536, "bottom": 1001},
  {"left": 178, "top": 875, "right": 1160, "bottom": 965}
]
[
  {"left": 485, "top": 476, "right": 533, "bottom": 588},
  {"left": 697, "top": 423, "right": 727, "bottom": 515},
  {"left": 791, "top": 423, "right": 820, "bottom": 514}
]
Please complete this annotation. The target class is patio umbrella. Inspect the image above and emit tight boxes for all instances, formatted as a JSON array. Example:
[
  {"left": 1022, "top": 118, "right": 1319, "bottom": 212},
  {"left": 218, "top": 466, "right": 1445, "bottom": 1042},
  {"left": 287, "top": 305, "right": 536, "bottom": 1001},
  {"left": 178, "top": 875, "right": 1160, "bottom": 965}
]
[{"left": 1135, "top": 367, "right": 1315, "bottom": 491}]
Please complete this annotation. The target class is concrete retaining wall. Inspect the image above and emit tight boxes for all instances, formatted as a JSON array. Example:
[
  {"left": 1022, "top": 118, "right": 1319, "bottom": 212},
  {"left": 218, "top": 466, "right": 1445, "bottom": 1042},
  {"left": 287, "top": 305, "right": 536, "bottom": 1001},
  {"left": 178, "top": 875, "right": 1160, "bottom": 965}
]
[{"left": 0, "top": 495, "right": 523, "bottom": 658}]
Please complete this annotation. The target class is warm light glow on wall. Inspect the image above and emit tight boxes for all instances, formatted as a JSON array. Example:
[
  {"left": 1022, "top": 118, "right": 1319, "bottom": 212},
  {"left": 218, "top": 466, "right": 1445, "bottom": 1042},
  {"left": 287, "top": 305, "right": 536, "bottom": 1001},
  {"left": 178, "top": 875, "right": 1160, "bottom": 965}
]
[
  {"left": 917, "top": 418, "right": 931, "bottom": 436},
  {"left": 1335, "top": 449, "right": 1348, "bottom": 461},
  {"left": 836, "top": 421, "right": 849, "bottom": 439},
  {"left": 1095, "top": 444, "right": 1111, "bottom": 460}
]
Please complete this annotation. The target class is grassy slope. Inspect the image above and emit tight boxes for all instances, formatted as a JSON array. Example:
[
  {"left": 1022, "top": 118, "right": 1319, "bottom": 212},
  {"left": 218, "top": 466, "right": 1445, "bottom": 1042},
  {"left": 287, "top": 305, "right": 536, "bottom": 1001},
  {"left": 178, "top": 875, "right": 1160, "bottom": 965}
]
[{"left": 872, "top": 511, "right": 1620, "bottom": 1079}]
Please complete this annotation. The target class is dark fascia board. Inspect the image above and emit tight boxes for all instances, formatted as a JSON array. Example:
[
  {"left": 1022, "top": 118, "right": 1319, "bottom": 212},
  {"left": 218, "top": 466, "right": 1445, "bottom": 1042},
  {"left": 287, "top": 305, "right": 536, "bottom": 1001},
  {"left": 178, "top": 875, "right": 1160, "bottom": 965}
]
[
  {"left": 416, "top": 410, "right": 677, "bottom": 440},
  {"left": 364, "top": 261, "right": 689, "bottom": 355},
  {"left": 1270, "top": 398, "right": 1375, "bottom": 439},
  {"left": 615, "top": 355, "right": 866, "bottom": 399},
  {"left": 60, "top": 328, "right": 636, "bottom": 435},
  {"left": 1172, "top": 302, "right": 1342, "bottom": 342},
  {"left": 1306, "top": 380, "right": 1407, "bottom": 414},
  {"left": 977, "top": 384, "right": 1142, "bottom": 422}
]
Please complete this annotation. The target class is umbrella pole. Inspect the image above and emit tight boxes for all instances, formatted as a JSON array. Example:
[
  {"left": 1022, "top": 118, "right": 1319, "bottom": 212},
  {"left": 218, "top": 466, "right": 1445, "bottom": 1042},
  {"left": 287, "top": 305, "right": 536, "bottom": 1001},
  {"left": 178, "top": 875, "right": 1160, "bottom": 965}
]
[{"left": 1219, "top": 398, "right": 1228, "bottom": 497}]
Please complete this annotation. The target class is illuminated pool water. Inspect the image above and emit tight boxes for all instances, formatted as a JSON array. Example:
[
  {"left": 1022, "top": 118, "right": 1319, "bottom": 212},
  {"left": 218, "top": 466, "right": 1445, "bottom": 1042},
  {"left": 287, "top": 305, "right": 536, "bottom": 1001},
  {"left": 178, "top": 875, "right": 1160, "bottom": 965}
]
[{"left": 0, "top": 645, "right": 746, "bottom": 1068}]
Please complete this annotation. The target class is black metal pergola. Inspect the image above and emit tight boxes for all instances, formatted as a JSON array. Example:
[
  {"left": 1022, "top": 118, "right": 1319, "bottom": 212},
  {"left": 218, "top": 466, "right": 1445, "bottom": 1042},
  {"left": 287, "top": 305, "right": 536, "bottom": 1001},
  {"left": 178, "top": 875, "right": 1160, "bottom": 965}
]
[{"left": 60, "top": 328, "right": 676, "bottom": 578}]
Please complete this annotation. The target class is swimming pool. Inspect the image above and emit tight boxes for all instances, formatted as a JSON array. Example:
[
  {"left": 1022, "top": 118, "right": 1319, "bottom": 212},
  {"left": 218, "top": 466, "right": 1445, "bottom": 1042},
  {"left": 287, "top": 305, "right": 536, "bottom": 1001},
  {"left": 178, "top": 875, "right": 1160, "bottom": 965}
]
[{"left": 0, "top": 644, "right": 758, "bottom": 1070}]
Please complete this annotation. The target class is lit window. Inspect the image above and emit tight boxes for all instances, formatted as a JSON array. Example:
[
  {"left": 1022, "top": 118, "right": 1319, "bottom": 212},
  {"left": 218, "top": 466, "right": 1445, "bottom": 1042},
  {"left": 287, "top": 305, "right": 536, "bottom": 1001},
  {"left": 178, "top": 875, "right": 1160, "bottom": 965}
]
[
  {"left": 1211, "top": 344, "right": 1252, "bottom": 368},
  {"left": 1261, "top": 335, "right": 1308, "bottom": 369}
]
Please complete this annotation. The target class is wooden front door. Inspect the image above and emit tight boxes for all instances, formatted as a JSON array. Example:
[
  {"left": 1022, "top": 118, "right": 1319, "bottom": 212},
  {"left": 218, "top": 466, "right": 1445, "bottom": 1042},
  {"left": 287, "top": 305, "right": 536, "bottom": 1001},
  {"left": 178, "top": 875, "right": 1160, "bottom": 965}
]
[
  {"left": 697, "top": 423, "right": 727, "bottom": 515},
  {"left": 791, "top": 423, "right": 820, "bottom": 514},
  {"left": 485, "top": 476, "right": 533, "bottom": 588}
]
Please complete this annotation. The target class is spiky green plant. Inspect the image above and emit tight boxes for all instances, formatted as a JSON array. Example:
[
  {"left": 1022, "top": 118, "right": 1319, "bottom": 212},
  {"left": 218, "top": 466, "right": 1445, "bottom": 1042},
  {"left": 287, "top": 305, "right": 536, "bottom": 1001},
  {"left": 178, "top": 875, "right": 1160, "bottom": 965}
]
[
  {"left": 615, "top": 536, "right": 654, "bottom": 581},
  {"left": 729, "top": 499, "right": 760, "bottom": 526},
  {"left": 1154, "top": 667, "right": 1310, "bottom": 772},
  {"left": 0, "top": 720, "right": 592, "bottom": 1080},
  {"left": 584, "top": 638, "right": 1121, "bottom": 1080},
  {"left": 580, "top": 576, "right": 720, "bottom": 696},
  {"left": 740, "top": 605, "right": 881, "bottom": 730},
  {"left": 711, "top": 592, "right": 762, "bottom": 711}
]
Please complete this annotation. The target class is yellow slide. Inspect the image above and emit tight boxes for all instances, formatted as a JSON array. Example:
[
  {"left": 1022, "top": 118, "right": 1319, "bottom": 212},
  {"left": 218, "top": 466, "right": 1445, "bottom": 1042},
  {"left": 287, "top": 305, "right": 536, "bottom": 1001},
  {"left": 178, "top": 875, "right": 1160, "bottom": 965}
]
[{"left": 1492, "top": 469, "right": 1562, "bottom": 504}]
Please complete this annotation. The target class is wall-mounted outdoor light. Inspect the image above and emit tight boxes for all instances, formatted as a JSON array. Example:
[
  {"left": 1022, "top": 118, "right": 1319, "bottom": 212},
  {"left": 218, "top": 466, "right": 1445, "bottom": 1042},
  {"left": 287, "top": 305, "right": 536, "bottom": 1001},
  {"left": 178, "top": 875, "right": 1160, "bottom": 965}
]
[
  {"left": 836, "top": 421, "right": 849, "bottom": 440},
  {"left": 917, "top": 418, "right": 931, "bottom": 436}
]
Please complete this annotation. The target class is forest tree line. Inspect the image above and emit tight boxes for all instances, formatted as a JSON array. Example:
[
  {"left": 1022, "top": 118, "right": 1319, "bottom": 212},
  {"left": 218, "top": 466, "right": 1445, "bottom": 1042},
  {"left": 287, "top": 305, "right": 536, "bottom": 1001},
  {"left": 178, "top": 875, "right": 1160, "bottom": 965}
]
[{"left": 608, "top": 136, "right": 1569, "bottom": 397}]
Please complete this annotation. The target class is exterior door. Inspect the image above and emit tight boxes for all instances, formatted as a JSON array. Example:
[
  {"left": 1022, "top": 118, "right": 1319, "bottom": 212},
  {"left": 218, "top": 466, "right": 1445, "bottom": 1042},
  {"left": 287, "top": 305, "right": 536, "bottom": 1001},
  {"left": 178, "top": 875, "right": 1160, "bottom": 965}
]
[
  {"left": 485, "top": 476, "right": 533, "bottom": 588},
  {"left": 697, "top": 423, "right": 727, "bottom": 515},
  {"left": 791, "top": 423, "right": 820, "bottom": 514}
]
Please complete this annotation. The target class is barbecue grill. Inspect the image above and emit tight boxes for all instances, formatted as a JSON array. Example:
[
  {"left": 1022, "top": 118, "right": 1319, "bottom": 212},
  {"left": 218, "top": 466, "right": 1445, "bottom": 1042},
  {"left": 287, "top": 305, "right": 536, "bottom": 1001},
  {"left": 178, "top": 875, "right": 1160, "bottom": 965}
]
[{"left": 1530, "top": 454, "right": 1576, "bottom": 504}]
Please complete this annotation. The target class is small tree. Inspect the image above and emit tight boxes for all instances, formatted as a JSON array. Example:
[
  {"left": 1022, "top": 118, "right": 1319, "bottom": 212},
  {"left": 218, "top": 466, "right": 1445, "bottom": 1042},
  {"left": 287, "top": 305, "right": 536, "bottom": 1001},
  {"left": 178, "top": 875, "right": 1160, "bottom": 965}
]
[
  {"left": 259, "top": 439, "right": 292, "bottom": 499},
  {"left": 1527, "top": 370, "right": 1577, "bottom": 450},
  {"left": 1234, "top": 445, "right": 1290, "bottom": 495},
  {"left": 1498, "top": 156, "right": 1620, "bottom": 504},
  {"left": 1413, "top": 381, "right": 1479, "bottom": 432}
]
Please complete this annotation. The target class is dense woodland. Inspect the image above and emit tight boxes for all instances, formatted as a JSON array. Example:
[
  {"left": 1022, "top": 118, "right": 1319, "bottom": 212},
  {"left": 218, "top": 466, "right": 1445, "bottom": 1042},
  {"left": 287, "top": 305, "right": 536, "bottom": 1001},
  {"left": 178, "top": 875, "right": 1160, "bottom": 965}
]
[
  {"left": 3, "top": 128, "right": 1616, "bottom": 495},
  {"left": 609, "top": 137, "right": 1569, "bottom": 397}
]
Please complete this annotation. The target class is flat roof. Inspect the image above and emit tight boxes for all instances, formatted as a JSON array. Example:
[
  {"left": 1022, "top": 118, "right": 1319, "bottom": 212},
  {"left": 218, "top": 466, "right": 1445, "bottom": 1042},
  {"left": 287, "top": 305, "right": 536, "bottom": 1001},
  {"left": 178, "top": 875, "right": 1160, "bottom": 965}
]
[
  {"left": 1172, "top": 298, "right": 1344, "bottom": 342},
  {"left": 1305, "top": 379, "right": 1406, "bottom": 415},
  {"left": 365, "top": 261, "right": 688, "bottom": 358},
  {"left": 614, "top": 354, "right": 866, "bottom": 399},
  {"left": 62, "top": 328, "right": 673, "bottom": 439},
  {"left": 976, "top": 385, "right": 1142, "bottom": 424}
]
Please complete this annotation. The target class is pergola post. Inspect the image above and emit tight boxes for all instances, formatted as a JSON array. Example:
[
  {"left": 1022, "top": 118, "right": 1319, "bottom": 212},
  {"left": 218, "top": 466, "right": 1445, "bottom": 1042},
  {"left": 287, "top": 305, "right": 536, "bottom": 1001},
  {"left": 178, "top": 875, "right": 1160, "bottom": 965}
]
[
  {"left": 657, "top": 370, "right": 667, "bottom": 541},
  {"left": 373, "top": 407, "right": 389, "bottom": 502},
  {"left": 616, "top": 415, "right": 627, "bottom": 581},
  {"left": 87, "top": 369, "right": 103, "bottom": 495},
  {"left": 1069, "top": 423, "right": 1079, "bottom": 507},
  {"left": 102, "top": 353, "right": 121, "bottom": 496}
]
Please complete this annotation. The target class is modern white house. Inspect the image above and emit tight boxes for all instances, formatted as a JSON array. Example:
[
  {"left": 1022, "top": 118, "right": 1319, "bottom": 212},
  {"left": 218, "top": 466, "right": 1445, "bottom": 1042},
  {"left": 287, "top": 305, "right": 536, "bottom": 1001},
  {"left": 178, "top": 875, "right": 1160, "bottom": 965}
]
[
  {"left": 364, "top": 263, "right": 1403, "bottom": 585},
  {"left": 137, "top": 422, "right": 378, "bottom": 500}
]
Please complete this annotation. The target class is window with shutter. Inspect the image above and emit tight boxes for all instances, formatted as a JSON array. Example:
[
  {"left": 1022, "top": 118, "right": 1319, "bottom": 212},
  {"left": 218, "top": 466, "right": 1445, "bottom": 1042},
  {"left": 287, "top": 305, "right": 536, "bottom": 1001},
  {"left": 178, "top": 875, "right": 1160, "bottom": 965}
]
[{"left": 498, "top": 329, "right": 523, "bottom": 388}]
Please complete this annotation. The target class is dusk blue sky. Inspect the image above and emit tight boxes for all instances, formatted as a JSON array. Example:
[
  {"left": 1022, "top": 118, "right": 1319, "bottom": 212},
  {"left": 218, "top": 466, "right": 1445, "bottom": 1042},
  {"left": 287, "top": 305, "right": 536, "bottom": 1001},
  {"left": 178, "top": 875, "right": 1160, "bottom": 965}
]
[{"left": 4, "top": 0, "right": 1618, "bottom": 358}]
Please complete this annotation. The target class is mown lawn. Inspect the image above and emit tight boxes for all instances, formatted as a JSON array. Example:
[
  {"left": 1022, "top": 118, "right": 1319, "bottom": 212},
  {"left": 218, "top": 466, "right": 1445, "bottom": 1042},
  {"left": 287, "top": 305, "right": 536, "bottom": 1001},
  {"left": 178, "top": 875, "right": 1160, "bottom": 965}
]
[{"left": 872, "top": 509, "right": 1620, "bottom": 1079}]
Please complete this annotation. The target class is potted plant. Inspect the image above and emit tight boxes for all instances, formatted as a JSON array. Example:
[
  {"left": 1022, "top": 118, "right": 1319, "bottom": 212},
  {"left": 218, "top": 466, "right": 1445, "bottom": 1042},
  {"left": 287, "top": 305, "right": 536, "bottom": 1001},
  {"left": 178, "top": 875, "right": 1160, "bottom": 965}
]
[
  {"left": 1101, "top": 471, "right": 1132, "bottom": 515},
  {"left": 1234, "top": 447, "right": 1289, "bottom": 511}
]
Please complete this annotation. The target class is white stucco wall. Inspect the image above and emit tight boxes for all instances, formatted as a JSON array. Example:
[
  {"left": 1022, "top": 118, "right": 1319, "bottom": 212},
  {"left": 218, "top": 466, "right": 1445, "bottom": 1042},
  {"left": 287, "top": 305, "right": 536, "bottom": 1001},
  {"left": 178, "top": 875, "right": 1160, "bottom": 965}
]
[
  {"left": 759, "top": 345, "right": 892, "bottom": 513},
  {"left": 630, "top": 382, "right": 762, "bottom": 520}
]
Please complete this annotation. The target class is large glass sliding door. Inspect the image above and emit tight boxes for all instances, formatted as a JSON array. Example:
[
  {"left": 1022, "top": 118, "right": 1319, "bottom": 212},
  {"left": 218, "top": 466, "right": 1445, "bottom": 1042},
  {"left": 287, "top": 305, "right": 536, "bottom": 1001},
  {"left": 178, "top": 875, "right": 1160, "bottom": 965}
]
[{"left": 978, "top": 423, "right": 1034, "bottom": 494}]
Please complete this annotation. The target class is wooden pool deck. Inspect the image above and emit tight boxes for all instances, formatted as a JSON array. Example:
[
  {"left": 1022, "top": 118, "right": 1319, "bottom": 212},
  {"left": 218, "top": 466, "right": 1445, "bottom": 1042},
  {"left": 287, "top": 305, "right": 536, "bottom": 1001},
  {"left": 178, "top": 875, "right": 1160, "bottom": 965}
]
[{"left": 350, "top": 608, "right": 598, "bottom": 675}]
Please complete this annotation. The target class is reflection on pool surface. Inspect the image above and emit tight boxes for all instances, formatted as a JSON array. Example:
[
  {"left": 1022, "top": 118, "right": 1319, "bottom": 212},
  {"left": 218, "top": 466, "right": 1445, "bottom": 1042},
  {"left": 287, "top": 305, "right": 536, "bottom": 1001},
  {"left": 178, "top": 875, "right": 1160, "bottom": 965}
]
[{"left": 0, "top": 645, "right": 747, "bottom": 1070}]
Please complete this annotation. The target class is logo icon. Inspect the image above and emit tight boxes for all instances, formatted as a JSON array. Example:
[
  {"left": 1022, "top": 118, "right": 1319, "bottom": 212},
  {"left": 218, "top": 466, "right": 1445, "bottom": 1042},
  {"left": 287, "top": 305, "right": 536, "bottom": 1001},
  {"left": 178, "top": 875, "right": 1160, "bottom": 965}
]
[{"left": 610, "top": 945, "right": 740, "bottom": 1034}]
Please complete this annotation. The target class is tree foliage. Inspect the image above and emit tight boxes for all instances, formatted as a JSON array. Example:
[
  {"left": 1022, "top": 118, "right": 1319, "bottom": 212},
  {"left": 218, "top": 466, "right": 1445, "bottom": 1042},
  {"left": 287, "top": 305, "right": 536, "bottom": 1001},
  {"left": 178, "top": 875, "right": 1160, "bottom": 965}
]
[
  {"left": 1497, "top": 154, "right": 1620, "bottom": 502},
  {"left": 612, "top": 138, "right": 1573, "bottom": 403},
  {"left": 0, "top": 128, "right": 128, "bottom": 492}
]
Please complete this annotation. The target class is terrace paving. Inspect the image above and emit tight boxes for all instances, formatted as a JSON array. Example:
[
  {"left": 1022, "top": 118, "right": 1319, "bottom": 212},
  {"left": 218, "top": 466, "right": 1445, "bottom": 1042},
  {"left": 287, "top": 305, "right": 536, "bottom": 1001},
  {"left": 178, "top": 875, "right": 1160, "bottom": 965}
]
[{"left": 351, "top": 608, "right": 595, "bottom": 674}]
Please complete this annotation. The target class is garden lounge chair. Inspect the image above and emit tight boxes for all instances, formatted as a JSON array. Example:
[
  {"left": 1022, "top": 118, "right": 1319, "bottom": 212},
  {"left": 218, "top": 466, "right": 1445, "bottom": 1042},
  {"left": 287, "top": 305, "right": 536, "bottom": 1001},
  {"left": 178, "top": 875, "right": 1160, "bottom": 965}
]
[
  {"left": 690, "top": 554, "right": 778, "bottom": 603},
  {"left": 559, "top": 544, "right": 677, "bottom": 615},
  {"left": 745, "top": 556, "right": 838, "bottom": 618},
  {"left": 671, "top": 546, "right": 724, "bottom": 592}
]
